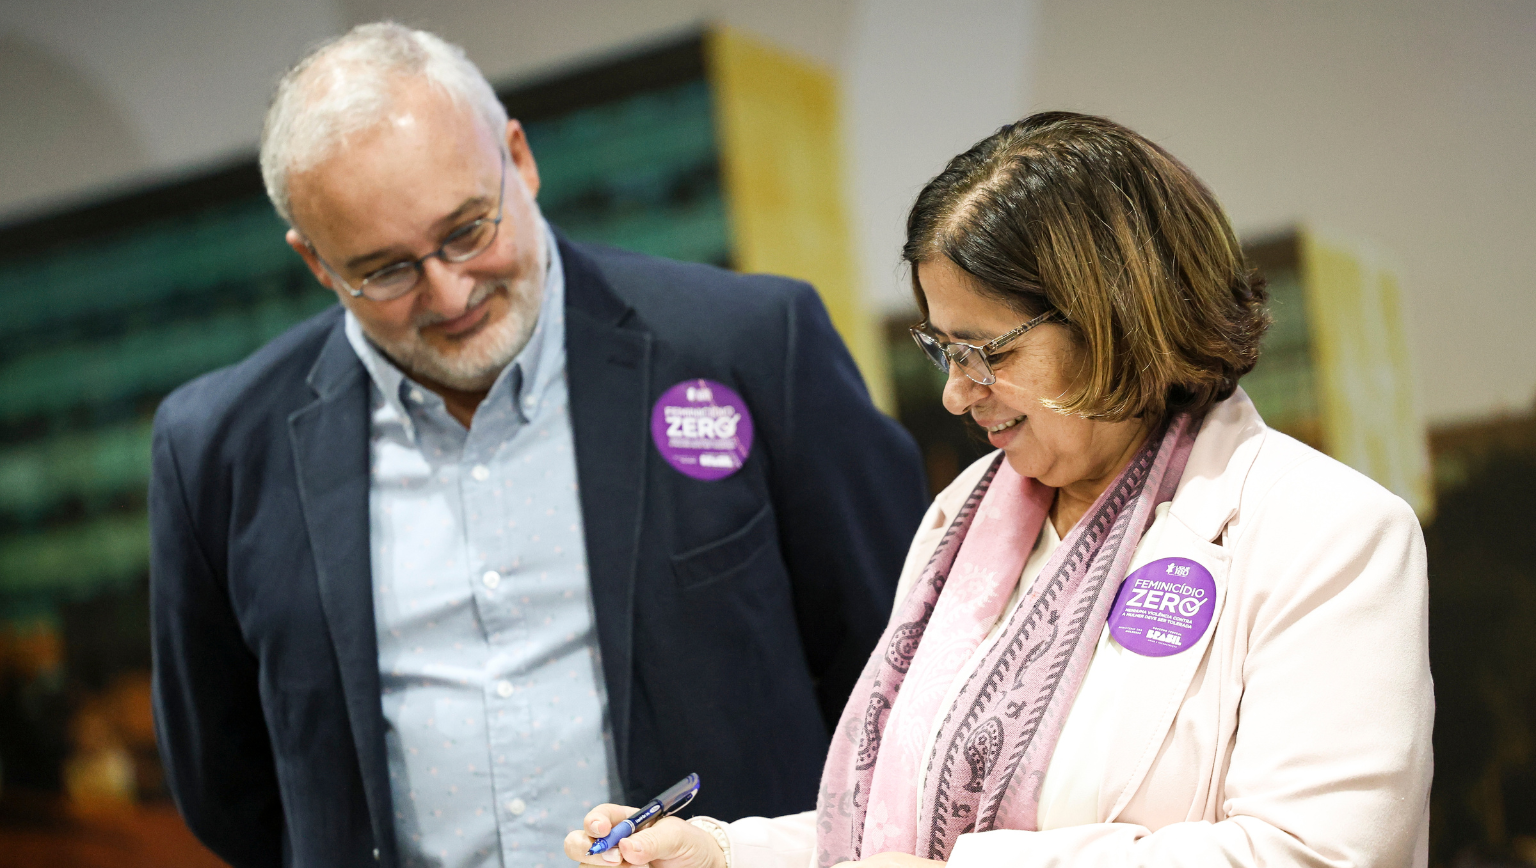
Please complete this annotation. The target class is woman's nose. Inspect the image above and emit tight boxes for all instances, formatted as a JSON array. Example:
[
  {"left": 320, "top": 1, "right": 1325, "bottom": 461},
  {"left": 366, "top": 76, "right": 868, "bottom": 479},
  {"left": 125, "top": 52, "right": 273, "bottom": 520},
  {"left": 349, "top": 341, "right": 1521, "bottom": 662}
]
[{"left": 941, "top": 365, "right": 984, "bottom": 416}]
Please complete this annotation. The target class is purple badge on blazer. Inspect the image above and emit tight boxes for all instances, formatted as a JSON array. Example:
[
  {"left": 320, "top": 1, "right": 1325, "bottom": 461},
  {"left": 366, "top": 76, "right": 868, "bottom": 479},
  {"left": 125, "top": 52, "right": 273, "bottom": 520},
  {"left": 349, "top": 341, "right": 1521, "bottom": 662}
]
[
  {"left": 1107, "top": 557, "right": 1216, "bottom": 657},
  {"left": 650, "top": 379, "right": 754, "bottom": 481}
]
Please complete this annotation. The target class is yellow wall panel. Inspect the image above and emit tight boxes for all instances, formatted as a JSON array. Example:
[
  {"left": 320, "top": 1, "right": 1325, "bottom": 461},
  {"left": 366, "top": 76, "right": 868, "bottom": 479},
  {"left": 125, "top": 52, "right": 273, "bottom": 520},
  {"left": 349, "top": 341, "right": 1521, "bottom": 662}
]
[
  {"left": 705, "top": 26, "right": 894, "bottom": 412},
  {"left": 1301, "top": 229, "right": 1433, "bottom": 518}
]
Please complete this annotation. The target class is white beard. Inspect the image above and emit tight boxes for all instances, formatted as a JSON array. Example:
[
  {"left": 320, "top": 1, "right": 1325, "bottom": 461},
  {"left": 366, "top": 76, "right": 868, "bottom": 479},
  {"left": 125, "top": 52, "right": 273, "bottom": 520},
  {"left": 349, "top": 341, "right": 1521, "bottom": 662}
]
[{"left": 372, "top": 263, "right": 544, "bottom": 392}]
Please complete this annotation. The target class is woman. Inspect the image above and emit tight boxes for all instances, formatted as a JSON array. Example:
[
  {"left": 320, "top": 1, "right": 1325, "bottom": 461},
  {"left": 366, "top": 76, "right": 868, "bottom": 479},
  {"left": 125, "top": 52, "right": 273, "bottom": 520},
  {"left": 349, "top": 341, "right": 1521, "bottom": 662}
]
[{"left": 565, "top": 112, "right": 1433, "bottom": 868}]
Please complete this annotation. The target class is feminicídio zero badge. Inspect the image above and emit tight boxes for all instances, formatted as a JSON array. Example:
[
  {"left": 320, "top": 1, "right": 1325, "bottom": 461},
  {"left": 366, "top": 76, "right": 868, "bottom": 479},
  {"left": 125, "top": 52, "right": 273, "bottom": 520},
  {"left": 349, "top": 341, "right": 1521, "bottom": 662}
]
[
  {"left": 1107, "top": 557, "right": 1216, "bottom": 657},
  {"left": 650, "top": 379, "right": 754, "bottom": 481}
]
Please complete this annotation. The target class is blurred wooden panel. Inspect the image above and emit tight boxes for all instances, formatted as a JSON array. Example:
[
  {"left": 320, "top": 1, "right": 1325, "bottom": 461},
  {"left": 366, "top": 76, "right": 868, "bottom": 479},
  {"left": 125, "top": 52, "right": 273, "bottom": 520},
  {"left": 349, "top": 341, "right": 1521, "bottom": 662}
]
[
  {"left": 0, "top": 799, "right": 226, "bottom": 868},
  {"left": 1244, "top": 227, "right": 1433, "bottom": 518}
]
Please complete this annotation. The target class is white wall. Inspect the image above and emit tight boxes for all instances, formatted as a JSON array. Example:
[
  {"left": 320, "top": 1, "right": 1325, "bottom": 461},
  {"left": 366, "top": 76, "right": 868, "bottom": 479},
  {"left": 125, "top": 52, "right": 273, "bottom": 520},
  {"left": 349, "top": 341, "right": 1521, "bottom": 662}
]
[
  {"left": 0, "top": 0, "right": 343, "bottom": 219},
  {"left": 2, "top": 0, "right": 1530, "bottom": 424},
  {"left": 0, "top": 0, "right": 865, "bottom": 224},
  {"left": 842, "top": 0, "right": 1036, "bottom": 317},
  {"left": 339, "top": 0, "right": 857, "bottom": 80},
  {"left": 1031, "top": 0, "right": 1536, "bottom": 423}
]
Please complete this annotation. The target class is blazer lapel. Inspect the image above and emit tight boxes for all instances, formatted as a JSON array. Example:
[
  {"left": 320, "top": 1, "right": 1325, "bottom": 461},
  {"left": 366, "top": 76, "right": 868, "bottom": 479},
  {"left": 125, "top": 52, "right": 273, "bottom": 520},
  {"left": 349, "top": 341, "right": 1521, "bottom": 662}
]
[
  {"left": 1096, "top": 395, "right": 1264, "bottom": 823},
  {"left": 287, "top": 321, "right": 396, "bottom": 865},
  {"left": 560, "top": 238, "right": 654, "bottom": 791},
  {"left": 1097, "top": 513, "right": 1232, "bottom": 822}
]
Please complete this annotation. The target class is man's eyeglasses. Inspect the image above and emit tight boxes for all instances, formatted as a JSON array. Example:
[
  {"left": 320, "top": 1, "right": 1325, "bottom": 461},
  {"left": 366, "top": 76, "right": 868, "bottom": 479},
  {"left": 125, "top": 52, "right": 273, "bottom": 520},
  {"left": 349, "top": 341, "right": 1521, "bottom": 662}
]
[
  {"left": 910, "top": 309, "right": 1060, "bottom": 386},
  {"left": 308, "top": 154, "right": 508, "bottom": 302}
]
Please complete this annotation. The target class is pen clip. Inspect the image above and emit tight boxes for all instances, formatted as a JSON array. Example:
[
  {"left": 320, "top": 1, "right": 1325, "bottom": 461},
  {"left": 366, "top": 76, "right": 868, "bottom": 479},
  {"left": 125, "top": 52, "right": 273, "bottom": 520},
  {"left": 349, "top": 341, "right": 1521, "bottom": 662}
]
[
  {"left": 667, "top": 786, "right": 698, "bottom": 817},
  {"left": 637, "top": 783, "right": 698, "bottom": 833}
]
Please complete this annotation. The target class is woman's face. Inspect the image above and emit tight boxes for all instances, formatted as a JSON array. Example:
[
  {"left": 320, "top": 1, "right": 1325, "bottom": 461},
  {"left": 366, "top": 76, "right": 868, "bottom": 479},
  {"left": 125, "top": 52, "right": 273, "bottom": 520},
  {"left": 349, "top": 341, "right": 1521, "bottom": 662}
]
[{"left": 917, "top": 258, "right": 1149, "bottom": 491}]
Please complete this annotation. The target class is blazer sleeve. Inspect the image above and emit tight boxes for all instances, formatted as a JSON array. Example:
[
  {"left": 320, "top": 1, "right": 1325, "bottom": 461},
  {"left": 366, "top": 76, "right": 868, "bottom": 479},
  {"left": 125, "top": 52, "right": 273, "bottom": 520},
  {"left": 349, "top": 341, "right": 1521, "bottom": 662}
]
[
  {"left": 149, "top": 407, "right": 285, "bottom": 868},
  {"left": 721, "top": 810, "right": 818, "bottom": 868},
  {"left": 769, "top": 282, "right": 929, "bottom": 728},
  {"left": 943, "top": 458, "right": 1434, "bottom": 868}
]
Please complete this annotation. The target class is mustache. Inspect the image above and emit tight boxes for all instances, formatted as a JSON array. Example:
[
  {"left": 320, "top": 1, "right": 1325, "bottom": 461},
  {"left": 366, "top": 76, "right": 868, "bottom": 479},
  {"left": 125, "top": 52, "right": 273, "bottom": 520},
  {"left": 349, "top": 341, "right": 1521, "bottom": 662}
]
[{"left": 410, "top": 280, "right": 509, "bottom": 328}]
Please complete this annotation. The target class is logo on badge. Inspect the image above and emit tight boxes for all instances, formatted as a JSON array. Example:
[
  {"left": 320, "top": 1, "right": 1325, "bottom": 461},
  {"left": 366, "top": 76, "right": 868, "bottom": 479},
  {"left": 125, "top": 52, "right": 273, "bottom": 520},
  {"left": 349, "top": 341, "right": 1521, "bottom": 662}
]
[
  {"left": 650, "top": 379, "right": 754, "bottom": 481},
  {"left": 1107, "top": 557, "right": 1217, "bottom": 657}
]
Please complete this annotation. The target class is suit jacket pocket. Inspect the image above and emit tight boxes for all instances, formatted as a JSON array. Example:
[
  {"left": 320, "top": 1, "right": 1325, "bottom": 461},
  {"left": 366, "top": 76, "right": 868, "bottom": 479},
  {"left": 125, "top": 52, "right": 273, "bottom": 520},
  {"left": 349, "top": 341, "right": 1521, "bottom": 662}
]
[{"left": 671, "top": 502, "right": 778, "bottom": 590}]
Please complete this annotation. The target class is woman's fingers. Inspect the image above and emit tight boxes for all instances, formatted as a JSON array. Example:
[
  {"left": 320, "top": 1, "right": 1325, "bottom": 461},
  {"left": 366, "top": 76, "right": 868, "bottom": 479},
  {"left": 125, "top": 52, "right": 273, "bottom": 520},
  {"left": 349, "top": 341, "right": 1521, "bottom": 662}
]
[
  {"left": 615, "top": 817, "right": 722, "bottom": 868},
  {"left": 564, "top": 806, "right": 725, "bottom": 868},
  {"left": 563, "top": 804, "right": 639, "bottom": 866},
  {"left": 584, "top": 803, "right": 637, "bottom": 839},
  {"left": 563, "top": 827, "right": 631, "bottom": 866},
  {"left": 615, "top": 817, "right": 686, "bottom": 864},
  {"left": 563, "top": 828, "right": 616, "bottom": 865}
]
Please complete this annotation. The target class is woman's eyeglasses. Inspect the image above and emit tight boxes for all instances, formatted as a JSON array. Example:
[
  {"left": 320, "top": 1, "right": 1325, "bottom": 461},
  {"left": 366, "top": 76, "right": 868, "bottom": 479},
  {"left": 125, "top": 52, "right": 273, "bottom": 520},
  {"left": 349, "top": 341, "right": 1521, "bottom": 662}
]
[{"left": 910, "top": 309, "right": 1059, "bottom": 386}]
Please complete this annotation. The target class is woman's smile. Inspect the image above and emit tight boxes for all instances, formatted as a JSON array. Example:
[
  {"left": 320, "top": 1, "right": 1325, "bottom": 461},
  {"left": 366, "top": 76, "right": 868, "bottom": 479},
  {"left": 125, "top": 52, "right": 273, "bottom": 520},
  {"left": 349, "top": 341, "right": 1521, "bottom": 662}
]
[{"left": 983, "top": 413, "right": 1026, "bottom": 434}]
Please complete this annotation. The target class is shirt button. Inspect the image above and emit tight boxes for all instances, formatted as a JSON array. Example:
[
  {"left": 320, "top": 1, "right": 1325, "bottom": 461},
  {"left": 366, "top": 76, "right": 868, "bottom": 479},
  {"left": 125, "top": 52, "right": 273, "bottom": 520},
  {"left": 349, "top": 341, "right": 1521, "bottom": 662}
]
[
  {"left": 482, "top": 570, "right": 501, "bottom": 589},
  {"left": 471, "top": 464, "right": 490, "bottom": 482},
  {"left": 409, "top": 389, "right": 424, "bottom": 403},
  {"left": 507, "top": 798, "right": 526, "bottom": 815},
  {"left": 496, "top": 680, "right": 514, "bottom": 698}
]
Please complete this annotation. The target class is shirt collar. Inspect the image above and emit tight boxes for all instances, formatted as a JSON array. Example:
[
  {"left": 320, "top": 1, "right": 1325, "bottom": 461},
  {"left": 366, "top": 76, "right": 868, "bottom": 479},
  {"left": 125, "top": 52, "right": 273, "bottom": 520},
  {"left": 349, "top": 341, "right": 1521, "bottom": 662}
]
[
  {"left": 514, "top": 219, "right": 567, "bottom": 420},
  {"left": 344, "top": 218, "right": 567, "bottom": 437}
]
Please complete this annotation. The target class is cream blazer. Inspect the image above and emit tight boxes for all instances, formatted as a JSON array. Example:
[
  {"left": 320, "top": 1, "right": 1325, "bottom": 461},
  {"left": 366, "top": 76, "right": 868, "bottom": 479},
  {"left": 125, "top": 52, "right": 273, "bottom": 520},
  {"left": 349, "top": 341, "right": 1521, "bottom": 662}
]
[{"left": 721, "top": 389, "right": 1433, "bottom": 868}]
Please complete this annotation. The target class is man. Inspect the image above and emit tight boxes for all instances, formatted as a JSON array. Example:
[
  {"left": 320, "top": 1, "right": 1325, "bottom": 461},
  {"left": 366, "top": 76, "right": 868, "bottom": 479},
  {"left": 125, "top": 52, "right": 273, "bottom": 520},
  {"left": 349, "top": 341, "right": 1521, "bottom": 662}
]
[{"left": 149, "top": 22, "right": 926, "bottom": 868}]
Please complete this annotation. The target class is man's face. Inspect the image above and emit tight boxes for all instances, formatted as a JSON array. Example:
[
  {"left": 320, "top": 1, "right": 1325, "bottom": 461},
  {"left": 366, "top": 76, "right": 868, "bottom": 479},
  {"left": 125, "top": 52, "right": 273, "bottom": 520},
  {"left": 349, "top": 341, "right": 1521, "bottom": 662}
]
[{"left": 286, "top": 80, "right": 546, "bottom": 393}]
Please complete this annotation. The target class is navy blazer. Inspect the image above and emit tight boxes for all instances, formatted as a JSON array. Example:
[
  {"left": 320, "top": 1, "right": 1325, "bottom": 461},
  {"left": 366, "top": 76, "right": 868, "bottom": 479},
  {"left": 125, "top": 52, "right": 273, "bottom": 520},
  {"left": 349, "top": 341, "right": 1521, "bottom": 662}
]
[{"left": 149, "top": 238, "right": 928, "bottom": 868}]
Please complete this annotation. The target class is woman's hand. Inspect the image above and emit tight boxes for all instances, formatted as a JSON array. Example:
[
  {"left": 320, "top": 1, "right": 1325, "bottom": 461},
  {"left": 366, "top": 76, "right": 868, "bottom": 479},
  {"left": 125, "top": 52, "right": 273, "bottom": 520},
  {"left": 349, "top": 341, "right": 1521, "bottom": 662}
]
[
  {"left": 833, "top": 853, "right": 945, "bottom": 868},
  {"left": 564, "top": 804, "right": 725, "bottom": 868}
]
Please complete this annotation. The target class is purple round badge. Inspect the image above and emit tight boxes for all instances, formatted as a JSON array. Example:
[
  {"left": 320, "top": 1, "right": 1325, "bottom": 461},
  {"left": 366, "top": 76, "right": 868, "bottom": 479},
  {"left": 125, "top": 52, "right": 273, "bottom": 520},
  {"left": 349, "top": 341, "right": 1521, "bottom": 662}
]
[
  {"left": 650, "top": 379, "right": 754, "bottom": 481},
  {"left": 1107, "top": 557, "right": 1216, "bottom": 657}
]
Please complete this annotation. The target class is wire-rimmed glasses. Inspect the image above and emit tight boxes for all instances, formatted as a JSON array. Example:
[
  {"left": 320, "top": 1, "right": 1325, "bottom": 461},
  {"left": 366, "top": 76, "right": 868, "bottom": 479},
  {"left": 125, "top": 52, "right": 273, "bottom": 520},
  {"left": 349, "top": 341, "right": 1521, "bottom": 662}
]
[
  {"left": 910, "top": 309, "right": 1059, "bottom": 386},
  {"left": 308, "top": 154, "right": 508, "bottom": 302}
]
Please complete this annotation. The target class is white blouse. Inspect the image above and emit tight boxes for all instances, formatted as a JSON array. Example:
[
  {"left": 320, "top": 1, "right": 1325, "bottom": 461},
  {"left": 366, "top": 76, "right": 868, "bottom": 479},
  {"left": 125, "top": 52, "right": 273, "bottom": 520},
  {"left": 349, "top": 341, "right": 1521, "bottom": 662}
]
[{"left": 714, "top": 504, "right": 1180, "bottom": 868}]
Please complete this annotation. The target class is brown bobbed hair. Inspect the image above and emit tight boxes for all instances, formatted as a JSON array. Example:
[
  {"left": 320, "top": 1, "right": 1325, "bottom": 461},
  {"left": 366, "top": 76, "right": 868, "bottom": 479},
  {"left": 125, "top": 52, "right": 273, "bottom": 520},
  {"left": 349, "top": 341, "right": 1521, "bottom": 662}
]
[{"left": 905, "top": 111, "right": 1270, "bottom": 423}]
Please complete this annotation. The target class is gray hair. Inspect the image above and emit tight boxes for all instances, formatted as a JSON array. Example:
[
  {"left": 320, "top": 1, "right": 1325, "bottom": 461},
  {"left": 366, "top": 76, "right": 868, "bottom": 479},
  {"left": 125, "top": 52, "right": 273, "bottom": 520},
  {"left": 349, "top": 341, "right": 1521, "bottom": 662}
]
[{"left": 259, "top": 22, "right": 509, "bottom": 226}]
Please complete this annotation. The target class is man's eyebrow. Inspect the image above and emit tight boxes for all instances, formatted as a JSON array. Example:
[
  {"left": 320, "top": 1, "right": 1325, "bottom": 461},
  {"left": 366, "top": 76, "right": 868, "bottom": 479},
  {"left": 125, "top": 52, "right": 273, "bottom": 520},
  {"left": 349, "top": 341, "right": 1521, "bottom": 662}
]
[
  {"left": 341, "top": 194, "right": 495, "bottom": 271},
  {"left": 344, "top": 245, "right": 409, "bottom": 272},
  {"left": 434, "top": 194, "right": 493, "bottom": 231}
]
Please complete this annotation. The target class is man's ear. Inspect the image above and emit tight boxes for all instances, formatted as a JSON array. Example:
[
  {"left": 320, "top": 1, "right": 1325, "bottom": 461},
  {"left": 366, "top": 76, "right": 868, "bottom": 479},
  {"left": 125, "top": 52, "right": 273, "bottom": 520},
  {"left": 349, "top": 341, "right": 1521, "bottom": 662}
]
[
  {"left": 505, "top": 119, "right": 541, "bottom": 199},
  {"left": 287, "top": 228, "right": 347, "bottom": 299}
]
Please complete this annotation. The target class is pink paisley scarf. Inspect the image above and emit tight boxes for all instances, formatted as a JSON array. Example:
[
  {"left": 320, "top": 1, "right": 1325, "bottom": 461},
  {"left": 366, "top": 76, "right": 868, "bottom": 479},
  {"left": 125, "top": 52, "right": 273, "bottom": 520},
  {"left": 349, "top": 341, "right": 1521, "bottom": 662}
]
[{"left": 816, "top": 414, "right": 1200, "bottom": 865}]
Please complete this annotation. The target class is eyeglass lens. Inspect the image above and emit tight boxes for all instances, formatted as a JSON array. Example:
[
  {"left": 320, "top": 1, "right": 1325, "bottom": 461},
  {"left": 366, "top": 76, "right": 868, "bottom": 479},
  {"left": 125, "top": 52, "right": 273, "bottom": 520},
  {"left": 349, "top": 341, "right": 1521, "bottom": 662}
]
[
  {"left": 911, "top": 331, "right": 995, "bottom": 384},
  {"left": 360, "top": 218, "right": 501, "bottom": 300}
]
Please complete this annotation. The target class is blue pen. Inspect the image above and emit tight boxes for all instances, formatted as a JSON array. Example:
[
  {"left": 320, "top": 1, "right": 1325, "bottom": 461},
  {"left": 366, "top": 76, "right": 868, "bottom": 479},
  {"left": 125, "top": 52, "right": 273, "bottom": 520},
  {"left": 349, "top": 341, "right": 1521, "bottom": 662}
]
[{"left": 586, "top": 774, "right": 701, "bottom": 856}]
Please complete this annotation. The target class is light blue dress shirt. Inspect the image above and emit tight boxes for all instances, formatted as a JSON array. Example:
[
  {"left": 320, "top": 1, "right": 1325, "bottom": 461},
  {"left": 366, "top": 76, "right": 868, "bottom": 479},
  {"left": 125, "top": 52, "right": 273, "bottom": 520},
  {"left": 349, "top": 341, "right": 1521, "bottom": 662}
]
[{"left": 345, "top": 229, "right": 616, "bottom": 868}]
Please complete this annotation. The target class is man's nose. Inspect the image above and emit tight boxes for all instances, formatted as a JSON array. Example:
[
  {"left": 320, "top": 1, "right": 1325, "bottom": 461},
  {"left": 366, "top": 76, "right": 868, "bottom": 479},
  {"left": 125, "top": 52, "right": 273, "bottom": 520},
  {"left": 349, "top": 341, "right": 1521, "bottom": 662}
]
[{"left": 418, "top": 255, "right": 476, "bottom": 314}]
